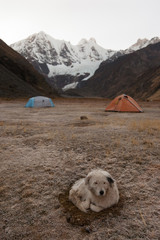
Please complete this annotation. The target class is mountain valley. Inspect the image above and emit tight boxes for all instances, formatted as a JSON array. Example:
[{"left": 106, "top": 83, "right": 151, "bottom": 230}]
[
  {"left": 0, "top": 32, "right": 159, "bottom": 100},
  {"left": 10, "top": 32, "right": 160, "bottom": 100}
]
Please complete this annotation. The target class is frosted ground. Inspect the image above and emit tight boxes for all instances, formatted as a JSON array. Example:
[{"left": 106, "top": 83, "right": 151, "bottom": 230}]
[{"left": 0, "top": 98, "right": 159, "bottom": 240}]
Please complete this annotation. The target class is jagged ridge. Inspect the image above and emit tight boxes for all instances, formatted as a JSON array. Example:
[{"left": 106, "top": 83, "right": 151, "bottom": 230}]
[
  {"left": 11, "top": 32, "right": 116, "bottom": 82},
  {"left": 11, "top": 32, "right": 160, "bottom": 94}
]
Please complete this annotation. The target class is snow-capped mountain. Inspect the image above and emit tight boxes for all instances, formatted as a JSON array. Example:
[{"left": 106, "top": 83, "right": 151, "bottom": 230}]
[
  {"left": 11, "top": 32, "right": 160, "bottom": 92},
  {"left": 11, "top": 32, "right": 116, "bottom": 85},
  {"left": 126, "top": 37, "right": 160, "bottom": 53}
]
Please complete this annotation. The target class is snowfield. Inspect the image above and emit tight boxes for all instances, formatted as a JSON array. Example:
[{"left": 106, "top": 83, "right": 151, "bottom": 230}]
[{"left": 11, "top": 32, "right": 160, "bottom": 90}]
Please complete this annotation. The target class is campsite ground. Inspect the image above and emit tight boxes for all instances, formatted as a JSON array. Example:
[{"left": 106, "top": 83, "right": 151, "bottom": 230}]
[{"left": 0, "top": 98, "right": 160, "bottom": 240}]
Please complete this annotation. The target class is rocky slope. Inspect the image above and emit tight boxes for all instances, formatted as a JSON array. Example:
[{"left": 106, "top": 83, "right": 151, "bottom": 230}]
[
  {"left": 65, "top": 42, "right": 160, "bottom": 100},
  {"left": 0, "top": 39, "right": 57, "bottom": 98},
  {"left": 11, "top": 32, "right": 117, "bottom": 92},
  {"left": 126, "top": 37, "right": 160, "bottom": 53},
  {"left": 129, "top": 65, "right": 160, "bottom": 100},
  {"left": 10, "top": 33, "right": 160, "bottom": 100},
  {"left": 11, "top": 32, "right": 160, "bottom": 95}
]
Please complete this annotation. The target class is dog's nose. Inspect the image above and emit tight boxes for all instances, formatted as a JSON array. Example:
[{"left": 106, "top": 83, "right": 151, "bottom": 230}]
[{"left": 100, "top": 190, "right": 104, "bottom": 195}]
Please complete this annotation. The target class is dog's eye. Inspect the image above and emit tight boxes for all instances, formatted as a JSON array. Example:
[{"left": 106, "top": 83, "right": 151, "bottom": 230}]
[
  {"left": 94, "top": 182, "right": 98, "bottom": 185},
  {"left": 104, "top": 182, "right": 106, "bottom": 184}
]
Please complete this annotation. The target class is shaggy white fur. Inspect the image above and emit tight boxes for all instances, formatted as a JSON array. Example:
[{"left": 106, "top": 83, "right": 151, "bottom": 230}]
[{"left": 69, "top": 169, "right": 119, "bottom": 212}]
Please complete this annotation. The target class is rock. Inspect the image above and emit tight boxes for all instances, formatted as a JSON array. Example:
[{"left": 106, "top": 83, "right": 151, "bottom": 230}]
[{"left": 80, "top": 116, "right": 88, "bottom": 120}]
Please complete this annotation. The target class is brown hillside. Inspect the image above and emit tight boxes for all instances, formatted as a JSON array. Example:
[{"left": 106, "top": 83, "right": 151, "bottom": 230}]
[
  {"left": 0, "top": 39, "right": 58, "bottom": 98},
  {"left": 129, "top": 65, "right": 160, "bottom": 100},
  {"left": 66, "top": 42, "right": 160, "bottom": 100}
]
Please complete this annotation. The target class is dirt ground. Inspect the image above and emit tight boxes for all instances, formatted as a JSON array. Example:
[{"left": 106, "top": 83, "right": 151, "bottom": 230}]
[{"left": 0, "top": 98, "right": 160, "bottom": 240}]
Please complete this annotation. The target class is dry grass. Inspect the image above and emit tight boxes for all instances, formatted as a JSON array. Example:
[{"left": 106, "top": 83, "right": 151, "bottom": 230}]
[
  {"left": 131, "top": 137, "right": 139, "bottom": 145},
  {"left": 0, "top": 98, "right": 160, "bottom": 240},
  {"left": 129, "top": 119, "right": 160, "bottom": 133}
]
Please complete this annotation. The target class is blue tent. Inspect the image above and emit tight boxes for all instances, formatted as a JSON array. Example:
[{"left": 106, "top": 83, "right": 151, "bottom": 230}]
[{"left": 25, "top": 96, "right": 55, "bottom": 108}]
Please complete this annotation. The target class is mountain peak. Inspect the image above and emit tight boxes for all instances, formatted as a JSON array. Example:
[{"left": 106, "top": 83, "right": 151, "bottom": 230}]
[
  {"left": 129, "top": 38, "right": 148, "bottom": 51},
  {"left": 11, "top": 32, "right": 160, "bottom": 94},
  {"left": 136, "top": 38, "right": 148, "bottom": 44},
  {"left": 89, "top": 38, "right": 97, "bottom": 43},
  {"left": 37, "top": 31, "right": 46, "bottom": 36},
  {"left": 78, "top": 38, "right": 88, "bottom": 45},
  {"left": 32, "top": 31, "right": 50, "bottom": 41},
  {"left": 78, "top": 38, "right": 97, "bottom": 45},
  {"left": 127, "top": 37, "right": 160, "bottom": 52}
]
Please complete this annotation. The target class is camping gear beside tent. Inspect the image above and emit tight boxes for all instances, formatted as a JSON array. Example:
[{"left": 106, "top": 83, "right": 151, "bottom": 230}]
[
  {"left": 25, "top": 96, "right": 55, "bottom": 108},
  {"left": 105, "top": 94, "right": 143, "bottom": 112}
]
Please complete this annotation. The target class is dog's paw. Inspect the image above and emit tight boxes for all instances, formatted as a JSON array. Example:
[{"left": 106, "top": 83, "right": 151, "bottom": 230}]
[
  {"left": 78, "top": 205, "right": 89, "bottom": 213},
  {"left": 90, "top": 203, "right": 103, "bottom": 212},
  {"left": 79, "top": 200, "right": 90, "bottom": 213}
]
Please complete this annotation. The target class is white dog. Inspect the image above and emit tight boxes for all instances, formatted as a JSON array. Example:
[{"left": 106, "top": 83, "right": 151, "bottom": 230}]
[{"left": 69, "top": 169, "right": 119, "bottom": 212}]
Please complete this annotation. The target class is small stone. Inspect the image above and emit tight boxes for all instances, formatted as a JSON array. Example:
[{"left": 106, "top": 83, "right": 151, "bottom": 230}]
[
  {"left": 66, "top": 213, "right": 71, "bottom": 223},
  {"left": 84, "top": 226, "right": 92, "bottom": 233},
  {"left": 108, "top": 212, "right": 113, "bottom": 217},
  {"left": 80, "top": 116, "right": 88, "bottom": 120}
]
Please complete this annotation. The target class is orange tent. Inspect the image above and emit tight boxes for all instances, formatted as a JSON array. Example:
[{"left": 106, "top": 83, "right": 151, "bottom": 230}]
[{"left": 105, "top": 94, "right": 143, "bottom": 112}]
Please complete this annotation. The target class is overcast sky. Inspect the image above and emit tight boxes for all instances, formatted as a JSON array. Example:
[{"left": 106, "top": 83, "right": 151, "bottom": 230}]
[{"left": 0, "top": 0, "right": 160, "bottom": 50}]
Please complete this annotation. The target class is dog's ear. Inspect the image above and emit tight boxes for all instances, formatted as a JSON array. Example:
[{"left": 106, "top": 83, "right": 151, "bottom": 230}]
[
  {"left": 85, "top": 174, "right": 91, "bottom": 185},
  {"left": 107, "top": 177, "right": 114, "bottom": 186}
]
